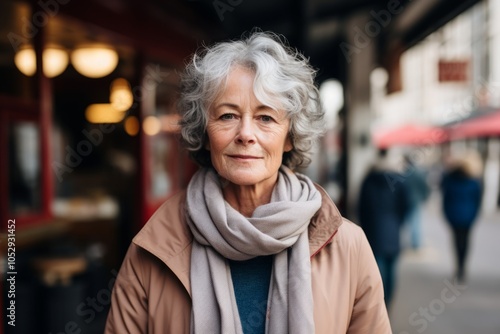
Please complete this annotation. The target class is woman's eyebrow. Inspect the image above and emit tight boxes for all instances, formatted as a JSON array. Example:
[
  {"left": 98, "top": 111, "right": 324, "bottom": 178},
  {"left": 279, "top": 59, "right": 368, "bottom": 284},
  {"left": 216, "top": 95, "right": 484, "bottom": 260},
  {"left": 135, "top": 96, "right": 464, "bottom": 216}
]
[
  {"left": 256, "top": 104, "right": 273, "bottom": 110},
  {"left": 214, "top": 102, "right": 279, "bottom": 113},
  {"left": 214, "top": 102, "right": 239, "bottom": 109}
]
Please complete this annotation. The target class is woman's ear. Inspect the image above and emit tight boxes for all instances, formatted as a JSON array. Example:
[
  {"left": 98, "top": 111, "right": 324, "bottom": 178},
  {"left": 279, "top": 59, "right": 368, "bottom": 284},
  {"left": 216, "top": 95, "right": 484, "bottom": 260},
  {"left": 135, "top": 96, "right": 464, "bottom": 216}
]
[
  {"left": 284, "top": 135, "right": 293, "bottom": 152},
  {"left": 204, "top": 139, "right": 210, "bottom": 151}
]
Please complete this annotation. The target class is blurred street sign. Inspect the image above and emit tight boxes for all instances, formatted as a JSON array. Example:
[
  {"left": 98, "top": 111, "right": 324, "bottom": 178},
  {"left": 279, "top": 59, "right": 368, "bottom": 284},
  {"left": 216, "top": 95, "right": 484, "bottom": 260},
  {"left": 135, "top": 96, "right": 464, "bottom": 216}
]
[{"left": 438, "top": 60, "right": 469, "bottom": 82}]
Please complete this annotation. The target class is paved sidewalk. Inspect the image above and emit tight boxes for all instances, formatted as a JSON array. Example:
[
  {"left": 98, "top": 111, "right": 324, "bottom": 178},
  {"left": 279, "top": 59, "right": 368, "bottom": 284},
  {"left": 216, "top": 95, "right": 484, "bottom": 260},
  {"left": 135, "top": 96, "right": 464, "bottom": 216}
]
[{"left": 390, "top": 192, "right": 500, "bottom": 334}]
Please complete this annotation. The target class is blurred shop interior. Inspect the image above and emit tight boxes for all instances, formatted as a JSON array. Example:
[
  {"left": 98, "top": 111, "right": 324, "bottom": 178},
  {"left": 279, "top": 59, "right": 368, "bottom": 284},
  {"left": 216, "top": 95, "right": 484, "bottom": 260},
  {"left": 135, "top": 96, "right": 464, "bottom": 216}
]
[{"left": 1, "top": 0, "right": 500, "bottom": 333}]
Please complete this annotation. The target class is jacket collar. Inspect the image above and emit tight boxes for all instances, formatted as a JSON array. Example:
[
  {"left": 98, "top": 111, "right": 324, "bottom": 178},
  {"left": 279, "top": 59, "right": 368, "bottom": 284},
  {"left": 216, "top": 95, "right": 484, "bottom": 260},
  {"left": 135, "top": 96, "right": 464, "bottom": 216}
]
[
  {"left": 133, "top": 184, "right": 343, "bottom": 295},
  {"left": 308, "top": 185, "right": 343, "bottom": 257}
]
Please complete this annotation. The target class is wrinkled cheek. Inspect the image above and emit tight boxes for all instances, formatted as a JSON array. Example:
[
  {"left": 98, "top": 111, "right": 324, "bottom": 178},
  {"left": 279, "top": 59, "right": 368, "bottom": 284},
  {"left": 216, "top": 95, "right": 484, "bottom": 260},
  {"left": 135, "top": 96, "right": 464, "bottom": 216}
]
[
  {"left": 270, "top": 151, "right": 284, "bottom": 165},
  {"left": 212, "top": 156, "right": 223, "bottom": 169}
]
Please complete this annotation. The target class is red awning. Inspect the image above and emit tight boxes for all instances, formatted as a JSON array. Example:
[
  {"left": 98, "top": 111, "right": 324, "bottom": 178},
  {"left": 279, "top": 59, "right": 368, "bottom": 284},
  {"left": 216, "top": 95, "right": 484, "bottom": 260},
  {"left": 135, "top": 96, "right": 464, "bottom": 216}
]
[
  {"left": 373, "top": 124, "right": 448, "bottom": 148},
  {"left": 447, "top": 110, "right": 500, "bottom": 139}
]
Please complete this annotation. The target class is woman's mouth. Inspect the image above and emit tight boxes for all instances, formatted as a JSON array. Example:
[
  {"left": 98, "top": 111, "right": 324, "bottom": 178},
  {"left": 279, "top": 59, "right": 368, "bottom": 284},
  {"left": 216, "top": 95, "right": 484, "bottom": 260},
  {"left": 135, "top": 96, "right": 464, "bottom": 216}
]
[{"left": 228, "top": 155, "right": 260, "bottom": 160}]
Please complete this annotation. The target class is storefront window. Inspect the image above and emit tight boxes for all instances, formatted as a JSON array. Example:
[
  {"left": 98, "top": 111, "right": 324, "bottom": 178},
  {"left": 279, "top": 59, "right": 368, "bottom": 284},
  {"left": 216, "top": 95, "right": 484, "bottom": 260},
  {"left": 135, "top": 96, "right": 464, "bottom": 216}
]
[
  {"left": 144, "top": 64, "right": 180, "bottom": 201},
  {"left": 8, "top": 121, "right": 41, "bottom": 215}
]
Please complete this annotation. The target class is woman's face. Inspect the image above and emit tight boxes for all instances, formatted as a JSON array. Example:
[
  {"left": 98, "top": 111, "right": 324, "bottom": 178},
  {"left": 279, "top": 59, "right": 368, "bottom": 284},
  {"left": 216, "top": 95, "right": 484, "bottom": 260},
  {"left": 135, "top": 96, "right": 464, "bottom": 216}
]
[{"left": 206, "top": 66, "right": 292, "bottom": 188}]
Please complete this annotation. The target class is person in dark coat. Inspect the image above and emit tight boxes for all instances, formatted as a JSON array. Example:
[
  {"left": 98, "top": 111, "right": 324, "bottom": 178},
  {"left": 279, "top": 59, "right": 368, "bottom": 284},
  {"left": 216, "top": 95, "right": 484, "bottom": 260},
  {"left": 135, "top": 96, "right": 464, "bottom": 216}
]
[
  {"left": 358, "top": 149, "right": 411, "bottom": 308},
  {"left": 441, "top": 152, "right": 483, "bottom": 283},
  {"left": 403, "top": 154, "right": 430, "bottom": 250}
]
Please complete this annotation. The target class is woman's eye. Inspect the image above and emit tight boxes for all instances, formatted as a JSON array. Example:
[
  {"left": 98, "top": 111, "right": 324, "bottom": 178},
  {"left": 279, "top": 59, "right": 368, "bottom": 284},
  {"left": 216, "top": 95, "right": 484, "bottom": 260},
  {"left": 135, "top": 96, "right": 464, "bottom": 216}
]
[
  {"left": 220, "top": 114, "right": 234, "bottom": 120},
  {"left": 260, "top": 115, "right": 273, "bottom": 122}
]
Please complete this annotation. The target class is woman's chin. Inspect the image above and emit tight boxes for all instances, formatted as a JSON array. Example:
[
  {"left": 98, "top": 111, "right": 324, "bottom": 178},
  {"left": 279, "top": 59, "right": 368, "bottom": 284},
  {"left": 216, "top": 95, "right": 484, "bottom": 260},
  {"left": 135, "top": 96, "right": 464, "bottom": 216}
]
[{"left": 218, "top": 171, "right": 277, "bottom": 188}]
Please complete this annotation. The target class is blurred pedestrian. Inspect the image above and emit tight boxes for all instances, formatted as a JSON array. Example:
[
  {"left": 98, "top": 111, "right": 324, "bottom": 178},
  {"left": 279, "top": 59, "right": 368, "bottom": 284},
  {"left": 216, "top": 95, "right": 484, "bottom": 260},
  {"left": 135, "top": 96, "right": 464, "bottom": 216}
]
[
  {"left": 358, "top": 148, "right": 411, "bottom": 308},
  {"left": 403, "top": 154, "right": 430, "bottom": 250},
  {"left": 441, "top": 151, "right": 483, "bottom": 283}
]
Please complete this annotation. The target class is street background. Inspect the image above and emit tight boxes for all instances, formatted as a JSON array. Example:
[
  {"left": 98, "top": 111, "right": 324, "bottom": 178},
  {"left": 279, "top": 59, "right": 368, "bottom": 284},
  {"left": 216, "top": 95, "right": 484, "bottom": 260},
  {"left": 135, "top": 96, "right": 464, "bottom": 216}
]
[{"left": 391, "top": 190, "right": 500, "bottom": 334}]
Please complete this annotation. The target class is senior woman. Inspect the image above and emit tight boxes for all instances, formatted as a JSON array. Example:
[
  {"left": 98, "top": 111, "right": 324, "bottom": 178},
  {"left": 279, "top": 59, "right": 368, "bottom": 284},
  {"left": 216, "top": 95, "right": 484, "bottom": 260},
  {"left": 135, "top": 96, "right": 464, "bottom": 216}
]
[{"left": 105, "top": 32, "right": 390, "bottom": 334}]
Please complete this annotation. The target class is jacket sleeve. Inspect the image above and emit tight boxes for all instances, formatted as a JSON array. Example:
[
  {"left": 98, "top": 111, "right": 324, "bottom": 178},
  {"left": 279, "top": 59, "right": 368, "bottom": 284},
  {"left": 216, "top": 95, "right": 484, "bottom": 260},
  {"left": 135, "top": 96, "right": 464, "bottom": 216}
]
[
  {"left": 105, "top": 244, "right": 149, "bottom": 334},
  {"left": 347, "top": 231, "right": 392, "bottom": 334}
]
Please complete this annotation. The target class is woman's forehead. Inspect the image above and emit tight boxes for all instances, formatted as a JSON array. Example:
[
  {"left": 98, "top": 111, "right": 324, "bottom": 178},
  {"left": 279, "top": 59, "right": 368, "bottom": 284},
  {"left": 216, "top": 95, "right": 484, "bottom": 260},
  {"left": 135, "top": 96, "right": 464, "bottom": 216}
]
[{"left": 209, "top": 66, "right": 286, "bottom": 113}]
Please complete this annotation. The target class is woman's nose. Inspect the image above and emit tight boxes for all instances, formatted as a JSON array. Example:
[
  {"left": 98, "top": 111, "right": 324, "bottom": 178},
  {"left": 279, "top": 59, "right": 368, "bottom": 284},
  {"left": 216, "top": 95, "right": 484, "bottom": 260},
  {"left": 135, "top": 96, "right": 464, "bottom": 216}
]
[{"left": 235, "top": 118, "right": 256, "bottom": 145}]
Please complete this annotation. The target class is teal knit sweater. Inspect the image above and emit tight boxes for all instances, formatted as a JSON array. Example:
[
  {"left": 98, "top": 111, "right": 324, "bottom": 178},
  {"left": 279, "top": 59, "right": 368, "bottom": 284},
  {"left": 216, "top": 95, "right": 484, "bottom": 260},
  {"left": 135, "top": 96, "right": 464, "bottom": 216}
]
[{"left": 229, "top": 256, "right": 273, "bottom": 334}]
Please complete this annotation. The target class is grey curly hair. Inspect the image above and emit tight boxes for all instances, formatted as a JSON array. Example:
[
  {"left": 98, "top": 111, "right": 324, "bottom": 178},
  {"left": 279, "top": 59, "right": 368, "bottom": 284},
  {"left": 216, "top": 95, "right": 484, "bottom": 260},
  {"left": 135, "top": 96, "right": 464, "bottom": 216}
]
[{"left": 178, "top": 31, "right": 325, "bottom": 169}]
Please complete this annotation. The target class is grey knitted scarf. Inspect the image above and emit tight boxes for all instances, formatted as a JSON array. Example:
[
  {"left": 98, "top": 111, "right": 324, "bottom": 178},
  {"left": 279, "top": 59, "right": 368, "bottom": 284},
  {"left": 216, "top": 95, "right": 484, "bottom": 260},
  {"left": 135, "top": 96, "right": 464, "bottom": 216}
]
[{"left": 186, "top": 165, "right": 322, "bottom": 334}]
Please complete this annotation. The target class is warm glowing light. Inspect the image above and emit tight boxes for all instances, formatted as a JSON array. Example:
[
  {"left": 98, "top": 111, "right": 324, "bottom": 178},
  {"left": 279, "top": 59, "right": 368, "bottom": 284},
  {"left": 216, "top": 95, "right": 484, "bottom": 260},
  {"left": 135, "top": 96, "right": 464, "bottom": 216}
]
[
  {"left": 14, "top": 46, "right": 69, "bottom": 78},
  {"left": 85, "top": 104, "right": 126, "bottom": 123},
  {"left": 110, "top": 78, "right": 133, "bottom": 111},
  {"left": 43, "top": 48, "right": 68, "bottom": 77},
  {"left": 14, "top": 48, "right": 36, "bottom": 76},
  {"left": 143, "top": 116, "right": 161, "bottom": 136},
  {"left": 124, "top": 116, "right": 140, "bottom": 136},
  {"left": 71, "top": 45, "right": 119, "bottom": 78}
]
